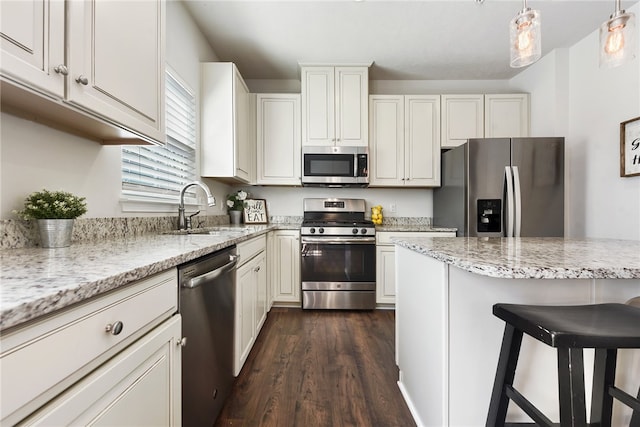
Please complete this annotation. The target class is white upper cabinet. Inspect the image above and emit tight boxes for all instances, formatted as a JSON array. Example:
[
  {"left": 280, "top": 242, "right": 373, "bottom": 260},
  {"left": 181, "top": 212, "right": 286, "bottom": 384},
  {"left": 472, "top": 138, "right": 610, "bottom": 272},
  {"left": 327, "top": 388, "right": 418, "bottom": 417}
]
[
  {"left": 66, "top": 0, "right": 165, "bottom": 143},
  {"left": 301, "top": 65, "right": 369, "bottom": 147},
  {"left": 256, "top": 94, "right": 301, "bottom": 185},
  {"left": 0, "top": 0, "right": 166, "bottom": 145},
  {"left": 0, "top": 0, "right": 65, "bottom": 98},
  {"left": 201, "top": 62, "right": 252, "bottom": 184},
  {"left": 369, "top": 95, "right": 441, "bottom": 187},
  {"left": 441, "top": 93, "right": 530, "bottom": 148},
  {"left": 441, "top": 94, "right": 484, "bottom": 148},
  {"left": 484, "top": 93, "right": 530, "bottom": 138}
]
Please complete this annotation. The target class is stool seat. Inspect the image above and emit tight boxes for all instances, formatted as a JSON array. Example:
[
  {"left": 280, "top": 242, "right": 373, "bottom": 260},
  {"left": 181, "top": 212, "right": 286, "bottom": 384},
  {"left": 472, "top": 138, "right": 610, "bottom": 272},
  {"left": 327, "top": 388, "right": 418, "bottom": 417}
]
[
  {"left": 487, "top": 303, "right": 640, "bottom": 427},
  {"left": 493, "top": 303, "right": 640, "bottom": 348}
]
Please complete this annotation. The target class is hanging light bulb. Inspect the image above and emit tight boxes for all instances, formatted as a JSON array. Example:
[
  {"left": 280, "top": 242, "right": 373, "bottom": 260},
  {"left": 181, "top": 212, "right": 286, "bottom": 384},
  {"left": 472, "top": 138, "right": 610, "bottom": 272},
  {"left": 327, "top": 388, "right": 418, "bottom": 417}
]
[
  {"left": 509, "top": 0, "right": 542, "bottom": 68},
  {"left": 599, "top": 0, "right": 636, "bottom": 68}
]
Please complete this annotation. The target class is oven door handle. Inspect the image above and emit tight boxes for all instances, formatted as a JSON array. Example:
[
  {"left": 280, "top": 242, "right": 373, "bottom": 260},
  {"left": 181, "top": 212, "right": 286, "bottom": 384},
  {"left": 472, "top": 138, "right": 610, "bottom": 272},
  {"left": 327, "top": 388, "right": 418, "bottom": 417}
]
[{"left": 300, "top": 236, "right": 376, "bottom": 244}]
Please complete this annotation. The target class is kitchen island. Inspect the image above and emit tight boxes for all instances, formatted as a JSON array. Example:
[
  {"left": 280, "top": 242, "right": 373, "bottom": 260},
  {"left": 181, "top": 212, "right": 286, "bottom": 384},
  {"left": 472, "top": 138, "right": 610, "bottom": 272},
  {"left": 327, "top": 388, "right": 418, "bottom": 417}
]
[{"left": 393, "top": 236, "right": 640, "bottom": 427}]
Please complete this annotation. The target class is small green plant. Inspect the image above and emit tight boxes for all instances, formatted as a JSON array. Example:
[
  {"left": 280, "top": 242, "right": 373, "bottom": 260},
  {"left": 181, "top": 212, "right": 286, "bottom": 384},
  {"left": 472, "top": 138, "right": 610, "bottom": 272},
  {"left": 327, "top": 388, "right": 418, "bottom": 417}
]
[{"left": 14, "top": 189, "right": 87, "bottom": 220}]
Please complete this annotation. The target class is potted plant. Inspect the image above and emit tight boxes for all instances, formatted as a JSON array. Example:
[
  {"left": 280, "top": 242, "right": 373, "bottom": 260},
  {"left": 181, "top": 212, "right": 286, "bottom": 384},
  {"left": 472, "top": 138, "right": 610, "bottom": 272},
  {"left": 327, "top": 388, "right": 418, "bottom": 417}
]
[
  {"left": 15, "top": 189, "right": 87, "bottom": 248},
  {"left": 226, "top": 190, "right": 248, "bottom": 224}
]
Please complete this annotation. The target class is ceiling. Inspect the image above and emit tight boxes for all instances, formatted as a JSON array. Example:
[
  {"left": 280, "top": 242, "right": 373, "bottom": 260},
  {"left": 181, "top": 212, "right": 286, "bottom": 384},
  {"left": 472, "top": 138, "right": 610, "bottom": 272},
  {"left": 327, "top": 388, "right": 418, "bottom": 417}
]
[{"left": 182, "top": 0, "right": 639, "bottom": 81}]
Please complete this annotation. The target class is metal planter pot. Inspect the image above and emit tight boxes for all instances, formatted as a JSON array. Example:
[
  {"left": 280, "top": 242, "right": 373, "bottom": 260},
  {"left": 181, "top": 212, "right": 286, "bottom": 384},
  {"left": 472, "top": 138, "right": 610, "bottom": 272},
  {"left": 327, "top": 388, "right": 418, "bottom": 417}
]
[{"left": 37, "top": 219, "right": 74, "bottom": 248}]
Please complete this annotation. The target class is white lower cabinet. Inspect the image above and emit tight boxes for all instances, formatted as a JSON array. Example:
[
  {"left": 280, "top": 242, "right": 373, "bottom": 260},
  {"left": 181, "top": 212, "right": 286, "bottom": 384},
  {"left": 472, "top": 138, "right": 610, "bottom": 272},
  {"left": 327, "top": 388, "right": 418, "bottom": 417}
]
[
  {"left": 376, "top": 231, "right": 455, "bottom": 305},
  {"left": 269, "top": 230, "right": 301, "bottom": 305},
  {"left": 234, "top": 235, "right": 267, "bottom": 376},
  {"left": 20, "top": 316, "right": 181, "bottom": 427},
  {"left": 0, "top": 270, "right": 180, "bottom": 426}
]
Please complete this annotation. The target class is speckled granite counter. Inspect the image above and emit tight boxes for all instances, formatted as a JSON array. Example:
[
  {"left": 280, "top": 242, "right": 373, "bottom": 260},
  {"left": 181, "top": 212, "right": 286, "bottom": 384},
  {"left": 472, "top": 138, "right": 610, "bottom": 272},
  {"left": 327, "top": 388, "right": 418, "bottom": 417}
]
[
  {"left": 0, "top": 224, "right": 300, "bottom": 332},
  {"left": 376, "top": 225, "right": 457, "bottom": 233},
  {"left": 393, "top": 236, "right": 640, "bottom": 279}
]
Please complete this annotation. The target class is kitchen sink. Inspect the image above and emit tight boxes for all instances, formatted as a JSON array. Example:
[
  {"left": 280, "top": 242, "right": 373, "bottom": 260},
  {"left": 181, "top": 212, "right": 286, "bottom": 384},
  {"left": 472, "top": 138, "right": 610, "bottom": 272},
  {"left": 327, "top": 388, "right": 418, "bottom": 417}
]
[{"left": 164, "top": 226, "right": 255, "bottom": 236}]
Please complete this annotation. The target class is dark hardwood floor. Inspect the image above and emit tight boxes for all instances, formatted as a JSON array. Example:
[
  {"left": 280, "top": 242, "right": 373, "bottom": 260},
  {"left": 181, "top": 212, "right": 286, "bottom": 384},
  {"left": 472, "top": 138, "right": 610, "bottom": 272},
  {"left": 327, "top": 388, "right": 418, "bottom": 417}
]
[{"left": 214, "top": 308, "right": 416, "bottom": 427}]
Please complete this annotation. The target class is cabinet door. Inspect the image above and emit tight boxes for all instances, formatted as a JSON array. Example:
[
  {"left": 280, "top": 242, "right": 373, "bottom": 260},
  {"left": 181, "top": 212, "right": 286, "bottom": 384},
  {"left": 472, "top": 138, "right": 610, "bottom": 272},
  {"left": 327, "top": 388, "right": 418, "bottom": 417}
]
[
  {"left": 271, "top": 231, "right": 301, "bottom": 304},
  {"left": 369, "top": 95, "right": 405, "bottom": 186},
  {"left": 256, "top": 94, "right": 301, "bottom": 185},
  {"left": 405, "top": 95, "right": 441, "bottom": 187},
  {"left": 66, "top": 0, "right": 165, "bottom": 143},
  {"left": 0, "top": 0, "right": 65, "bottom": 97},
  {"left": 234, "top": 69, "right": 252, "bottom": 182},
  {"left": 484, "top": 94, "right": 530, "bottom": 138},
  {"left": 235, "top": 260, "right": 256, "bottom": 376},
  {"left": 301, "top": 67, "right": 335, "bottom": 146},
  {"left": 335, "top": 67, "right": 368, "bottom": 146},
  {"left": 376, "top": 245, "right": 396, "bottom": 304},
  {"left": 254, "top": 253, "right": 268, "bottom": 333},
  {"left": 21, "top": 316, "right": 181, "bottom": 426},
  {"left": 441, "top": 94, "right": 484, "bottom": 148}
]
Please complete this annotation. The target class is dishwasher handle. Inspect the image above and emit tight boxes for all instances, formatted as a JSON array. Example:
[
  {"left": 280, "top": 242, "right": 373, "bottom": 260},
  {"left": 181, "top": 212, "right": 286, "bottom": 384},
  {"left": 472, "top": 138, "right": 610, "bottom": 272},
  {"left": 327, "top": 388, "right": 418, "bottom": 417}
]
[{"left": 182, "top": 254, "right": 239, "bottom": 289}]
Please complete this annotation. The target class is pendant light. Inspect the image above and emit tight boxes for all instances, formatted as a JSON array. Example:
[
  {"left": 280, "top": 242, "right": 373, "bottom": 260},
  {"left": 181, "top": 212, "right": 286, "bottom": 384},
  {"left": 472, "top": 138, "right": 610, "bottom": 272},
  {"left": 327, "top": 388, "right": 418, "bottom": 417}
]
[
  {"left": 509, "top": 0, "right": 542, "bottom": 68},
  {"left": 599, "top": 0, "right": 636, "bottom": 68}
]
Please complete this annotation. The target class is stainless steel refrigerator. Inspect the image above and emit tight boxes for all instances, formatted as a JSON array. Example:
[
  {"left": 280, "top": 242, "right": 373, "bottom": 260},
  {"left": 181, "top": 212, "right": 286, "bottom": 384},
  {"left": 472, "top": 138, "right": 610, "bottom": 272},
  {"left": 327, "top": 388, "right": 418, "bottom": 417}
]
[{"left": 433, "top": 137, "right": 564, "bottom": 237}]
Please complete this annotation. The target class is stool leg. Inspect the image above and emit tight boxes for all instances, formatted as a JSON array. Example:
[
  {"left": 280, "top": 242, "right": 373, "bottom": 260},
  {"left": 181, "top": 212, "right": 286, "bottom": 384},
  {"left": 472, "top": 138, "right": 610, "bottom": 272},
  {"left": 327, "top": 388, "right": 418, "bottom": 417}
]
[
  {"left": 630, "top": 386, "right": 640, "bottom": 427},
  {"left": 487, "top": 324, "right": 523, "bottom": 427},
  {"left": 557, "top": 347, "right": 587, "bottom": 427},
  {"left": 590, "top": 348, "right": 617, "bottom": 427}
]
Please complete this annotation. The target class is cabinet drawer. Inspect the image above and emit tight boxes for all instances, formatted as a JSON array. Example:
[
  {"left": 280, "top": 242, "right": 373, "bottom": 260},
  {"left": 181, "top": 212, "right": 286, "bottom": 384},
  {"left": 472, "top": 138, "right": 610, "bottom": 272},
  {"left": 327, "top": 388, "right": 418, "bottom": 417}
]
[
  {"left": 237, "top": 235, "right": 266, "bottom": 266},
  {"left": 376, "top": 231, "right": 456, "bottom": 245},
  {"left": 0, "top": 269, "right": 177, "bottom": 425}
]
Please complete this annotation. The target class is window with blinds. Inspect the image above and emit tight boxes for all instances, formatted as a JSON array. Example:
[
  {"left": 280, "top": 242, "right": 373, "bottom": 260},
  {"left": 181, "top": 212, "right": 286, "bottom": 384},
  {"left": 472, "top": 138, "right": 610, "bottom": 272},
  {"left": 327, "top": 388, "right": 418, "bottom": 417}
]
[{"left": 121, "top": 69, "right": 197, "bottom": 205}]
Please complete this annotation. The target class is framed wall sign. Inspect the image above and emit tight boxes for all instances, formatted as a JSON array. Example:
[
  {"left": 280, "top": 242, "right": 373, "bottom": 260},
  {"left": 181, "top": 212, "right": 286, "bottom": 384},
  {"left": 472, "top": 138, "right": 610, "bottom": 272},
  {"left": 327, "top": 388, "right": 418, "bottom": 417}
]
[
  {"left": 620, "top": 116, "right": 640, "bottom": 177},
  {"left": 243, "top": 199, "right": 268, "bottom": 224}
]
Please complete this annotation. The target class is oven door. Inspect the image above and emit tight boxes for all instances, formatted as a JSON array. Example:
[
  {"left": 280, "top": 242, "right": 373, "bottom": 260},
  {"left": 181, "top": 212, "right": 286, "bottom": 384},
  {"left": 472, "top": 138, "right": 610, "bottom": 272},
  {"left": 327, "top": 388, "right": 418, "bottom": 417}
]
[{"left": 300, "top": 236, "right": 376, "bottom": 290}]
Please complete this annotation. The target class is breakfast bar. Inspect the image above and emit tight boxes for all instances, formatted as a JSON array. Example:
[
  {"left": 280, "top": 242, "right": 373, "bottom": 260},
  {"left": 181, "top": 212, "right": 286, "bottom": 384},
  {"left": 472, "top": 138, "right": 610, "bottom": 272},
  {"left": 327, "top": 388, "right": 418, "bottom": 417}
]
[{"left": 393, "top": 237, "right": 640, "bottom": 427}]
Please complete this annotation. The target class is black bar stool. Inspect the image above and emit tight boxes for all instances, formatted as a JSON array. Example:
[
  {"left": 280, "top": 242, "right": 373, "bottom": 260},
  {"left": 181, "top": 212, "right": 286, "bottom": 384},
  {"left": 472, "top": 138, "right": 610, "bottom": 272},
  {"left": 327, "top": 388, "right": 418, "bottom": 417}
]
[{"left": 486, "top": 303, "right": 640, "bottom": 427}]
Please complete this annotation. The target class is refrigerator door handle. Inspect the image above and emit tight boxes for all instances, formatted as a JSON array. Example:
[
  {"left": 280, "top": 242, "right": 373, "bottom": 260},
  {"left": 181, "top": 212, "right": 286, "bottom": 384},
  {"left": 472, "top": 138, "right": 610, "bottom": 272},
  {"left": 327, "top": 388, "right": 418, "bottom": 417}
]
[
  {"left": 504, "top": 166, "right": 514, "bottom": 237},
  {"left": 512, "top": 166, "right": 522, "bottom": 237}
]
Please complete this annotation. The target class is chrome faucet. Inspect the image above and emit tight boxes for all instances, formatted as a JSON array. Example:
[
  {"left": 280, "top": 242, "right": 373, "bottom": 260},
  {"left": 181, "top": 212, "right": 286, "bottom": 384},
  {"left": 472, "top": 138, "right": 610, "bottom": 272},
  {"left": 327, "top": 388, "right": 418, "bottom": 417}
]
[{"left": 178, "top": 181, "right": 216, "bottom": 230}]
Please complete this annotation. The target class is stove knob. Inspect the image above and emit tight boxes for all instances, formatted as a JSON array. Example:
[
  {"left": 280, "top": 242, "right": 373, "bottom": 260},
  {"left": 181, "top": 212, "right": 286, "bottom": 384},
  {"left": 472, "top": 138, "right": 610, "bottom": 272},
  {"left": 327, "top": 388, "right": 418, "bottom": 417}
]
[
  {"left": 319, "top": 227, "right": 325, "bottom": 234},
  {"left": 352, "top": 228, "right": 359, "bottom": 235},
  {"left": 361, "top": 228, "right": 368, "bottom": 234},
  {"left": 309, "top": 228, "right": 316, "bottom": 234}
]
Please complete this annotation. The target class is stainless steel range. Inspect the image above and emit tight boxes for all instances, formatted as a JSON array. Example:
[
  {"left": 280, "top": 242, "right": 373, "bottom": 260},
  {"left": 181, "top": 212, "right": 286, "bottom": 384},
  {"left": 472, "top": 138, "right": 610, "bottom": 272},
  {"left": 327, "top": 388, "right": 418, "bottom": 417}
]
[{"left": 300, "top": 198, "right": 376, "bottom": 310}]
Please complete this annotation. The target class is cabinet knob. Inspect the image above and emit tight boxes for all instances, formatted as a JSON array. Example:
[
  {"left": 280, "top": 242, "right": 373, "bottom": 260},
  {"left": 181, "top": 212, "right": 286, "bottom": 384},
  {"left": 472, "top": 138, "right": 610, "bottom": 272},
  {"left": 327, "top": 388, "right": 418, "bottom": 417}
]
[
  {"left": 76, "top": 75, "right": 89, "bottom": 85},
  {"left": 178, "top": 337, "right": 187, "bottom": 347},
  {"left": 105, "top": 320, "right": 124, "bottom": 335},
  {"left": 53, "top": 64, "right": 69, "bottom": 76},
  {"left": 254, "top": 266, "right": 261, "bottom": 272}
]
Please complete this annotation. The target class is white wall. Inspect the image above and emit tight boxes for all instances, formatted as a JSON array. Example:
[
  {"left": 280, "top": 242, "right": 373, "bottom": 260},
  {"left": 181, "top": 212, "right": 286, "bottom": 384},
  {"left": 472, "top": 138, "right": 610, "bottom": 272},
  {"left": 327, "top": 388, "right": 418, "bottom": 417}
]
[
  {"left": 0, "top": 0, "right": 226, "bottom": 219},
  {"left": 511, "top": 3, "right": 640, "bottom": 240},
  {"left": 235, "top": 185, "right": 433, "bottom": 218}
]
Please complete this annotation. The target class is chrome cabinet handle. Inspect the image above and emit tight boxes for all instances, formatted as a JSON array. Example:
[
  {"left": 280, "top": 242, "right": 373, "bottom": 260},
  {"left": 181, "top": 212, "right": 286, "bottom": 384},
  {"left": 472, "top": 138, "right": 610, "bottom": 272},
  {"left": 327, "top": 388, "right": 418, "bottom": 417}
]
[
  {"left": 105, "top": 320, "right": 124, "bottom": 335},
  {"left": 76, "top": 75, "right": 89, "bottom": 85},
  {"left": 177, "top": 337, "right": 187, "bottom": 347},
  {"left": 53, "top": 64, "right": 68, "bottom": 75}
]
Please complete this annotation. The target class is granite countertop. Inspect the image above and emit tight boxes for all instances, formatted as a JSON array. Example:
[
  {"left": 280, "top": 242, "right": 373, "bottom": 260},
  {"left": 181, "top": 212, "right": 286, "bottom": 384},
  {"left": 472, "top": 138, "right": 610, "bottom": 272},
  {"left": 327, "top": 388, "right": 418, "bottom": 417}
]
[
  {"left": 376, "top": 225, "right": 457, "bottom": 233},
  {"left": 393, "top": 236, "right": 640, "bottom": 280},
  {"left": 0, "top": 224, "right": 299, "bottom": 332}
]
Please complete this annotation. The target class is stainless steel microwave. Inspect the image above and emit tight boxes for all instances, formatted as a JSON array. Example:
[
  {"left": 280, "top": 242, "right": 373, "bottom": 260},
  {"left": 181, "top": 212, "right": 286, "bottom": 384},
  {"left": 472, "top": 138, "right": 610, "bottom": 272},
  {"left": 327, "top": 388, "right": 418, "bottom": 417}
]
[{"left": 302, "top": 146, "right": 369, "bottom": 187}]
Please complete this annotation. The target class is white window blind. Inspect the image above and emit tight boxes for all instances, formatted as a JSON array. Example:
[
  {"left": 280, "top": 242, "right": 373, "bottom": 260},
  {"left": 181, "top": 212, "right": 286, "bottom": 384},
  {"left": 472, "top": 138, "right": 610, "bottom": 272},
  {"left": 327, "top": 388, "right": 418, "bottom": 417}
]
[{"left": 121, "top": 69, "right": 197, "bottom": 204}]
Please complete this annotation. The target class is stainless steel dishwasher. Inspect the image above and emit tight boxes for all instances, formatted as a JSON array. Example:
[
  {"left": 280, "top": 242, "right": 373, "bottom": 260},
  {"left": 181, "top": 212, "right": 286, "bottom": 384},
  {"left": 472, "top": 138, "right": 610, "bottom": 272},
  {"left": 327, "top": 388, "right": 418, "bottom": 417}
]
[{"left": 178, "top": 245, "right": 238, "bottom": 426}]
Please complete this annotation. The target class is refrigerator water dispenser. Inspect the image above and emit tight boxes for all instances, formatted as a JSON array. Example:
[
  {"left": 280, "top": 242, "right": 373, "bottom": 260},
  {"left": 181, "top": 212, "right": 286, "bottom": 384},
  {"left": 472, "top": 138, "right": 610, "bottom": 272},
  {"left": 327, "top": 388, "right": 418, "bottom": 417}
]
[{"left": 477, "top": 199, "right": 501, "bottom": 233}]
